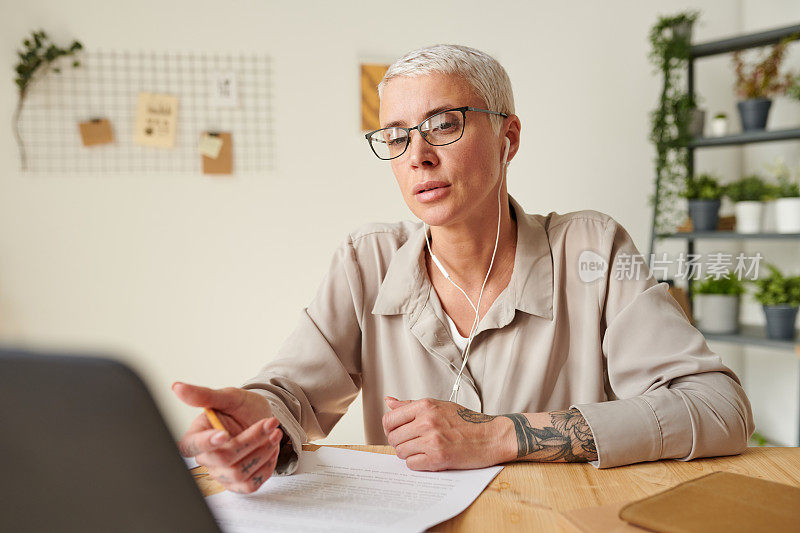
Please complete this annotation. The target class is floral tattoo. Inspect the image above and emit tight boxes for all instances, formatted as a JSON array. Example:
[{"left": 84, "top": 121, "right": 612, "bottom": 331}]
[{"left": 457, "top": 407, "right": 598, "bottom": 462}]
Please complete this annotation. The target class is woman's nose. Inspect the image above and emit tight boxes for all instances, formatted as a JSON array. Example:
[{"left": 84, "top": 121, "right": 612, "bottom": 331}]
[{"left": 406, "top": 131, "right": 439, "bottom": 168}]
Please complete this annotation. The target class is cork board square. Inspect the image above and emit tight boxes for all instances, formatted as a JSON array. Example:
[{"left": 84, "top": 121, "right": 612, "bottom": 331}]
[
  {"left": 202, "top": 132, "right": 233, "bottom": 175},
  {"left": 79, "top": 118, "right": 115, "bottom": 146}
]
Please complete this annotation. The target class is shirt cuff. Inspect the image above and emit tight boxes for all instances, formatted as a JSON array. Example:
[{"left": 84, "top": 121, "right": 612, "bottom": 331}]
[
  {"left": 570, "top": 396, "right": 663, "bottom": 469},
  {"left": 241, "top": 387, "right": 305, "bottom": 475}
]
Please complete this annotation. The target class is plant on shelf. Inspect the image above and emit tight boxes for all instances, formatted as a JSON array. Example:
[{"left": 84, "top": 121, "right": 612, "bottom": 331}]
[
  {"left": 765, "top": 157, "right": 800, "bottom": 233},
  {"left": 648, "top": 10, "right": 701, "bottom": 236},
  {"left": 724, "top": 174, "right": 769, "bottom": 234},
  {"left": 751, "top": 264, "right": 800, "bottom": 340},
  {"left": 682, "top": 173, "right": 723, "bottom": 231},
  {"left": 13, "top": 30, "right": 82, "bottom": 171},
  {"left": 693, "top": 276, "right": 744, "bottom": 334},
  {"left": 788, "top": 73, "right": 800, "bottom": 101},
  {"left": 710, "top": 112, "right": 729, "bottom": 137},
  {"left": 732, "top": 34, "right": 798, "bottom": 131}
]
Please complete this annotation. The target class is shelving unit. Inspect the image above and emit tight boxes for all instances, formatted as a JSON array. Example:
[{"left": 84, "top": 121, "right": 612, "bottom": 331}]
[{"left": 649, "top": 23, "right": 800, "bottom": 355}]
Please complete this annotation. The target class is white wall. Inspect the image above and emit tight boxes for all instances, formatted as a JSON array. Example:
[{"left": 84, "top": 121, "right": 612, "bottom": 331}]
[{"left": 1, "top": 0, "right": 796, "bottom": 445}]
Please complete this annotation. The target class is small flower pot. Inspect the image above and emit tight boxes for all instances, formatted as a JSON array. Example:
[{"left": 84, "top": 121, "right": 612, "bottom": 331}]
[
  {"left": 688, "top": 198, "right": 721, "bottom": 232},
  {"left": 673, "top": 21, "right": 693, "bottom": 41},
  {"left": 775, "top": 197, "right": 800, "bottom": 233},
  {"left": 762, "top": 305, "right": 798, "bottom": 340},
  {"left": 737, "top": 98, "right": 772, "bottom": 131},
  {"left": 734, "top": 201, "right": 763, "bottom": 234},
  {"left": 696, "top": 294, "right": 739, "bottom": 334},
  {"left": 688, "top": 109, "right": 706, "bottom": 138},
  {"left": 710, "top": 117, "right": 728, "bottom": 137}
]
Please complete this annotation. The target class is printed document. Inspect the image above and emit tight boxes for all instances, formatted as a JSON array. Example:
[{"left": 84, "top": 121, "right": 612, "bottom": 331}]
[{"left": 205, "top": 446, "right": 503, "bottom": 532}]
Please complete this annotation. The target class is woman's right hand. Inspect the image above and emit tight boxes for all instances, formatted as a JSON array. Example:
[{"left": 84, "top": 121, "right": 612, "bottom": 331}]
[{"left": 172, "top": 382, "right": 284, "bottom": 494}]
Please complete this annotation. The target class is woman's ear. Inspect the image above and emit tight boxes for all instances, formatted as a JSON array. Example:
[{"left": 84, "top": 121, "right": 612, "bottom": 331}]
[{"left": 504, "top": 115, "right": 521, "bottom": 163}]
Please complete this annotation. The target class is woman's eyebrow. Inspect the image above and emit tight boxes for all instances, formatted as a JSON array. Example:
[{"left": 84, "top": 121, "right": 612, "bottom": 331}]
[{"left": 382, "top": 104, "right": 455, "bottom": 129}]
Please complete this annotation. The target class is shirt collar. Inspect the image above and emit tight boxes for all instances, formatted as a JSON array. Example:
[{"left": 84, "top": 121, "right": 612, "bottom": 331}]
[{"left": 371, "top": 195, "right": 554, "bottom": 321}]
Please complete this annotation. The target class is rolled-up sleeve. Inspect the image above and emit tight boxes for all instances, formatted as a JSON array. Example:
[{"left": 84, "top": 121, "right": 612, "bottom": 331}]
[
  {"left": 241, "top": 234, "right": 364, "bottom": 475},
  {"left": 570, "top": 219, "right": 755, "bottom": 469}
]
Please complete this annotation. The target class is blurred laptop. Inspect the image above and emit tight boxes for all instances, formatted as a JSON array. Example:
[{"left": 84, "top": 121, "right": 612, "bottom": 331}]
[{"left": 0, "top": 347, "right": 221, "bottom": 533}]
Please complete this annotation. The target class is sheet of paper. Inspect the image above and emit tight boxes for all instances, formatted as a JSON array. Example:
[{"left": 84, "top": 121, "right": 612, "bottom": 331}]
[
  {"left": 211, "top": 72, "right": 238, "bottom": 107},
  {"left": 205, "top": 447, "right": 502, "bottom": 533}
]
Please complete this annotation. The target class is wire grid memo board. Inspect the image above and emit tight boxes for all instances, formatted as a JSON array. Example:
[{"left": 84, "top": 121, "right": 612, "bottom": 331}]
[{"left": 17, "top": 49, "right": 274, "bottom": 174}]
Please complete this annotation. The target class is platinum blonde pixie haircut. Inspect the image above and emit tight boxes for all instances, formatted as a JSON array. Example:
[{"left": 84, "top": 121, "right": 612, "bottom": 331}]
[{"left": 377, "top": 44, "right": 515, "bottom": 134}]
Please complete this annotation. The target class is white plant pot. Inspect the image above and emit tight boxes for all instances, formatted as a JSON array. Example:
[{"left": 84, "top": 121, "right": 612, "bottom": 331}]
[
  {"left": 734, "top": 201, "right": 763, "bottom": 234},
  {"left": 710, "top": 117, "right": 728, "bottom": 137},
  {"left": 775, "top": 197, "right": 800, "bottom": 233},
  {"left": 695, "top": 294, "right": 740, "bottom": 334}
]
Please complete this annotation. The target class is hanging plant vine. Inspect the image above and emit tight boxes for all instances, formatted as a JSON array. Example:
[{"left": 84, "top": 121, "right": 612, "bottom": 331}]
[
  {"left": 13, "top": 30, "right": 83, "bottom": 170},
  {"left": 648, "top": 11, "right": 699, "bottom": 235}
]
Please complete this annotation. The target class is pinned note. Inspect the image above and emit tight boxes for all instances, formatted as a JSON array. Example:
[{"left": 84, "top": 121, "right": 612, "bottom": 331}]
[
  {"left": 211, "top": 72, "right": 238, "bottom": 108},
  {"left": 134, "top": 92, "right": 179, "bottom": 148},
  {"left": 198, "top": 132, "right": 224, "bottom": 159},
  {"left": 201, "top": 132, "right": 233, "bottom": 175},
  {"left": 78, "top": 118, "right": 114, "bottom": 146}
]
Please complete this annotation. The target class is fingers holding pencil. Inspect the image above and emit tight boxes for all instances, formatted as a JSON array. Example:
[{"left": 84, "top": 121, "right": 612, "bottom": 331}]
[{"left": 171, "top": 381, "right": 275, "bottom": 459}]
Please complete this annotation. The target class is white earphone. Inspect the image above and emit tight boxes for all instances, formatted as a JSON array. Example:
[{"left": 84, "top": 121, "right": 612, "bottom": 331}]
[{"left": 425, "top": 136, "right": 511, "bottom": 402}]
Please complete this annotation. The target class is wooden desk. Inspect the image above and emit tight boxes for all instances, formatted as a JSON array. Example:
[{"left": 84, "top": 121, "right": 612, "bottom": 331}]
[{"left": 194, "top": 445, "right": 800, "bottom": 532}]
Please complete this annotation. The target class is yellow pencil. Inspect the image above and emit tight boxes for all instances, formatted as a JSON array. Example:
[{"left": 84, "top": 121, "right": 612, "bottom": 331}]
[{"left": 204, "top": 407, "right": 227, "bottom": 432}]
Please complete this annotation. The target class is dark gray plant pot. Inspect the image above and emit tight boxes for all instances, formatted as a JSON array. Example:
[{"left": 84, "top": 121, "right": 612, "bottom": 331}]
[
  {"left": 688, "top": 109, "right": 705, "bottom": 138},
  {"left": 688, "top": 199, "right": 721, "bottom": 232},
  {"left": 737, "top": 98, "right": 772, "bottom": 131},
  {"left": 763, "top": 305, "right": 798, "bottom": 340}
]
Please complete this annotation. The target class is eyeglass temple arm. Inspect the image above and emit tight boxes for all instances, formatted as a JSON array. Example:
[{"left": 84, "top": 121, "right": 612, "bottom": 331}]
[{"left": 465, "top": 106, "right": 508, "bottom": 118}]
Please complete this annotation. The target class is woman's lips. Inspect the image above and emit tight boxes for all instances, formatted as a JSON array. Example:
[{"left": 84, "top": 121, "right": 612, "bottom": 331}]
[{"left": 415, "top": 184, "right": 451, "bottom": 203}]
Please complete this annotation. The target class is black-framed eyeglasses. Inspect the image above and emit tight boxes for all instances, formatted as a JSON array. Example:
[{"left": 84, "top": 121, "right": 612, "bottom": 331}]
[{"left": 365, "top": 106, "right": 508, "bottom": 160}]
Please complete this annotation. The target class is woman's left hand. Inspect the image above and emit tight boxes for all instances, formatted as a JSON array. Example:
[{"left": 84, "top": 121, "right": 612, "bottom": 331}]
[{"left": 382, "top": 396, "right": 506, "bottom": 471}]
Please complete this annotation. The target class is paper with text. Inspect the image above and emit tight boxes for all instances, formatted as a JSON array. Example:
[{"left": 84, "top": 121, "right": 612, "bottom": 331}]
[{"left": 205, "top": 447, "right": 502, "bottom": 533}]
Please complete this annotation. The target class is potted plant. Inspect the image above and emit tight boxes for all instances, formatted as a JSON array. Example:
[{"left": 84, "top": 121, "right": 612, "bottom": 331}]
[
  {"left": 683, "top": 173, "right": 723, "bottom": 231},
  {"left": 648, "top": 10, "right": 700, "bottom": 235},
  {"left": 724, "top": 174, "right": 768, "bottom": 233},
  {"left": 710, "top": 112, "right": 728, "bottom": 136},
  {"left": 732, "top": 36, "right": 795, "bottom": 131},
  {"left": 688, "top": 94, "right": 706, "bottom": 138},
  {"left": 751, "top": 264, "right": 800, "bottom": 340},
  {"left": 765, "top": 158, "right": 800, "bottom": 233},
  {"left": 693, "top": 276, "right": 744, "bottom": 334}
]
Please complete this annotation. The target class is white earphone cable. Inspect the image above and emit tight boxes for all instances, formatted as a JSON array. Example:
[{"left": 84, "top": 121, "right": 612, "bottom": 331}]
[{"left": 423, "top": 139, "right": 510, "bottom": 403}]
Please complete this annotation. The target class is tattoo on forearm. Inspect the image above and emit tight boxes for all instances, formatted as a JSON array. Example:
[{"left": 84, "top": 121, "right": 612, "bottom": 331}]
[{"left": 457, "top": 407, "right": 598, "bottom": 463}]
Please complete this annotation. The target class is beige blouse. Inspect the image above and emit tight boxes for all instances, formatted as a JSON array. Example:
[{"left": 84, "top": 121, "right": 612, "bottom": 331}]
[{"left": 243, "top": 196, "right": 755, "bottom": 474}]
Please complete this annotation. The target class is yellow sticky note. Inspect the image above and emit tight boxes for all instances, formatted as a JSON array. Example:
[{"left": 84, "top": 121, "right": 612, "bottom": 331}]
[{"left": 199, "top": 133, "right": 224, "bottom": 159}]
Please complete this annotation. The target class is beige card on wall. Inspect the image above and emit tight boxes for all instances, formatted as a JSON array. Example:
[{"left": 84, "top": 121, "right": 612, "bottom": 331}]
[{"left": 134, "top": 92, "right": 179, "bottom": 148}]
